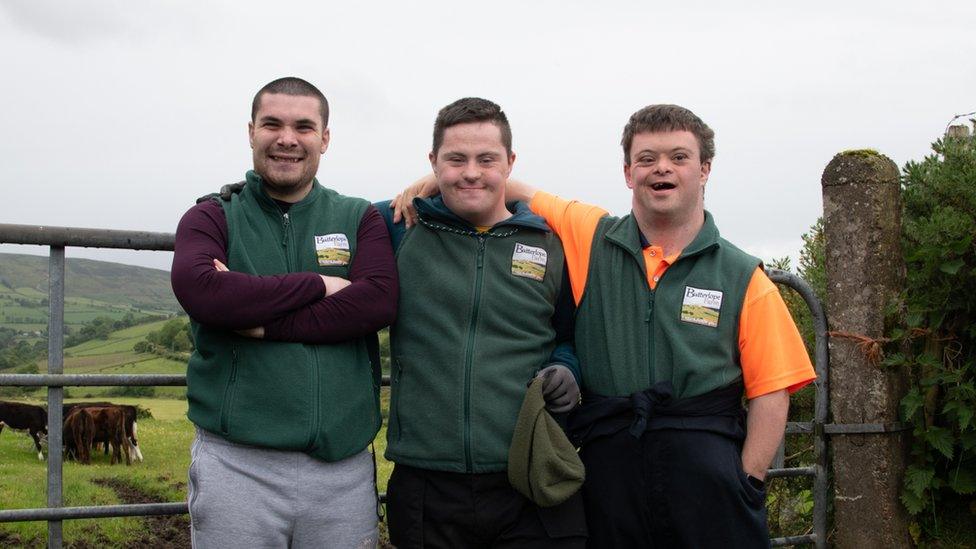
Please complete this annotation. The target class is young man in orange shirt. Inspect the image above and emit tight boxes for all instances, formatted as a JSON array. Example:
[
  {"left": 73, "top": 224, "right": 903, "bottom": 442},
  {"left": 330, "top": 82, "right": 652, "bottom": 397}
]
[{"left": 394, "top": 104, "right": 815, "bottom": 547}]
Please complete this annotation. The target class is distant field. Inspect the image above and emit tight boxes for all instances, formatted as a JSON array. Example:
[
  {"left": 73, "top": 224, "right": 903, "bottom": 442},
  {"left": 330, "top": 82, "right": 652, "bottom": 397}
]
[
  {"left": 68, "top": 320, "right": 169, "bottom": 357},
  {"left": 0, "top": 288, "right": 169, "bottom": 334},
  {"left": 0, "top": 253, "right": 181, "bottom": 336},
  {"left": 18, "top": 318, "right": 188, "bottom": 400},
  {"left": 0, "top": 323, "right": 47, "bottom": 332},
  {"left": 64, "top": 351, "right": 143, "bottom": 369},
  {"left": 63, "top": 310, "right": 134, "bottom": 325},
  {"left": 0, "top": 305, "right": 46, "bottom": 322},
  {"left": 11, "top": 288, "right": 45, "bottom": 299}
]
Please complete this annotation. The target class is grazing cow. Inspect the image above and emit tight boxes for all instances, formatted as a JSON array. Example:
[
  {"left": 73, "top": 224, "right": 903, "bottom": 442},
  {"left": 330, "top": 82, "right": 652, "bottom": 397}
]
[
  {"left": 63, "top": 408, "right": 94, "bottom": 464},
  {"left": 85, "top": 406, "right": 130, "bottom": 465},
  {"left": 0, "top": 401, "right": 47, "bottom": 460},
  {"left": 63, "top": 402, "right": 143, "bottom": 462}
]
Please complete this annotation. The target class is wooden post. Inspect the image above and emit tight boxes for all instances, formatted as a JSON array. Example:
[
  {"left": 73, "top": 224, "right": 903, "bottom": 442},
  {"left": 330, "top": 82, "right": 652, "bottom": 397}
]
[{"left": 822, "top": 150, "right": 912, "bottom": 548}]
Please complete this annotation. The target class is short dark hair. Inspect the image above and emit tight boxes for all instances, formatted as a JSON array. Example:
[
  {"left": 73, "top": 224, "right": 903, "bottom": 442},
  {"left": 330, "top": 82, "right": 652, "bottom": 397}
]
[
  {"left": 432, "top": 98, "right": 512, "bottom": 155},
  {"left": 251, "top": 77, "right": 330, "bottom": 128},
  {"left": 621, "top": 104, "right": 715, "bottom": 165}
]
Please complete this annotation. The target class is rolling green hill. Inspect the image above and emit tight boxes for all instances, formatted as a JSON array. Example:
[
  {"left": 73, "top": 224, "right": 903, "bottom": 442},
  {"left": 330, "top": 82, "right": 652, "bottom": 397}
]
[
  {"left": 0, "top": 253, "right": 181, "bottom": 334},
  {"left": 9, "top": 317, "right": 190, "bottom": 399}
]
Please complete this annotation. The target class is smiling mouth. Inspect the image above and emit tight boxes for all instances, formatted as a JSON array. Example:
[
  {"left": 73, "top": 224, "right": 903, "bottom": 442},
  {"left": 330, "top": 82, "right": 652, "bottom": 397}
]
[
  {"left": 650, "top": 182, "right": 676, "bottom": 191},
  {"left": 270, "top": 155, "right": 303, "bottom": 163}
]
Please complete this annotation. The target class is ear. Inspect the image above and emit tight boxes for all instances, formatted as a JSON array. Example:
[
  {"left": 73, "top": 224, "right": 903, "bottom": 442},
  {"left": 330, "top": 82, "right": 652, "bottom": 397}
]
[
  {"left": 320, "top": 128, "right": 330, "bottom": 154},
  {"left": 429, "top": 151, "right": 437, "bottom": 173},
  {"left": 700, "top": 160, "right": 711, "bottom": 186},
  {"left": 624, "top": 162, "right": 634, "bottom": 189},
  {"left": 248, "top": 121, "right": 255, "bottom": 149},
  {"left": 505, "top": 151, "right": 516, "bottom": 176}
]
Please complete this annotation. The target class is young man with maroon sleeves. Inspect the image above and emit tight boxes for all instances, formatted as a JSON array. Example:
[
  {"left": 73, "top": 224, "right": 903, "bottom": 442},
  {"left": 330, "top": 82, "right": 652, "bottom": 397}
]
[{"left": 171, "top": 77, "right": 397, "bottom": 548}]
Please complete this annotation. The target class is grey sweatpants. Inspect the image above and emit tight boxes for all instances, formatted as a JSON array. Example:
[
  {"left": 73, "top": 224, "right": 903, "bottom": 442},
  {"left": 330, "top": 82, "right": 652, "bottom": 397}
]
[{"left": 188, "top": 428, "right": 378, "bottom": 549}]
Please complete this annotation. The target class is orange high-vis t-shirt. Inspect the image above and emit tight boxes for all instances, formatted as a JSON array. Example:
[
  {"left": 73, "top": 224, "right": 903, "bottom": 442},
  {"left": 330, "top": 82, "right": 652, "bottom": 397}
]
[{"left": 530, "top": 191, "right": 816, "bottom": 399}]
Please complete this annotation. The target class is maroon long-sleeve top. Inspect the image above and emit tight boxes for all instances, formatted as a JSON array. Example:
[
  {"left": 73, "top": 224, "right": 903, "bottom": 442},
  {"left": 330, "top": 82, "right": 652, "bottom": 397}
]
[{"left": 171, "top": 199, "right": 398, "bottom": 343}]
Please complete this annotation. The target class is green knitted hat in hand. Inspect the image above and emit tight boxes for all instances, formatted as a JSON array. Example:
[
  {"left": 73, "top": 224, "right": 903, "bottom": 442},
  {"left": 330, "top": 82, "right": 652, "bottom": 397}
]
[{"left": 508, "top": 376, "right": 585, "bottom": 507}]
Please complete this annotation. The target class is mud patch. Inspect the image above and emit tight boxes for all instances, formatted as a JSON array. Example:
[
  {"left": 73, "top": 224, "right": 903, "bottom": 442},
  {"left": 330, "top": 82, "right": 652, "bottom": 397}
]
[
  {"left": 89, "top": 478, "right": 190, "bottom": 549},
  {"left": 0, "top": 530, "right": 25, "bottom": 549}
]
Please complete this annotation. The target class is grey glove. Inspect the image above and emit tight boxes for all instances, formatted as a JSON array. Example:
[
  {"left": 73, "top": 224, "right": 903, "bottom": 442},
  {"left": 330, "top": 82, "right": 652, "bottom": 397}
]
[{"left": 535, "top": 364, "right": 580, "bottom": 413}]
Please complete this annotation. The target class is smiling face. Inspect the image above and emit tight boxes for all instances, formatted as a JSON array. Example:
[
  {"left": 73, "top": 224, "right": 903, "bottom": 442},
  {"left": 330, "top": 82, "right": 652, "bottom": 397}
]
[
  {"left": 248, "top": 93, "right": 330, "bottom": 202},
  {"left": 624, "top": 130, "right": 710, "bottom": 226},
  {"left": 430, "top": 121, "right": 515, "bottom": 227}
]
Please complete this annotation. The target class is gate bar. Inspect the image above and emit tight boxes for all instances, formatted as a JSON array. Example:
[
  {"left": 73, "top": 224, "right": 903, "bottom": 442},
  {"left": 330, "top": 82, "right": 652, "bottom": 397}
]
[
  {"left": 0, "top": 224, "right": 173, "bottom": 251},
  {"left": 767, "top": 269, "right": 829, "bottom": 549},
  {"left": 0, "top": 374, "right": 187, "bottom": 386},
  {"left": 0, "top": 503, "right": 188, "bottom": 522}
]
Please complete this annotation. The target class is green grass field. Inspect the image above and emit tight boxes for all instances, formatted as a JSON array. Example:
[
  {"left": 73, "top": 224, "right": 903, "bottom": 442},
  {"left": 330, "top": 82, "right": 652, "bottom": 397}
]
[
  {"left": 0, "top": 393, "right": 396, "bottom": 547},
  {"left": 11, "top": 288, "right": 45, "bottom": 299},
  {"left": 0, "top": 305, "right": 47, "bottom": 323},
  {"left": 10, "top": 319, "right": 190, "bottom": 401},
  {"left": 67, "top": 320, "right": 168, "bottom": 357},
  {"left": 0, "top": 283, "right": 174, "bottom": 335},
  {"left": 0, "top": 398, "right": 194, "bottom": 547}
]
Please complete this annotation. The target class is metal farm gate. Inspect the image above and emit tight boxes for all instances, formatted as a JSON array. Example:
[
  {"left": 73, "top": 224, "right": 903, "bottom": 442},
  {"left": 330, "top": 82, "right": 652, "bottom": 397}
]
[{"left": 0, "top": 224, "right": 830, "bottom": 548}]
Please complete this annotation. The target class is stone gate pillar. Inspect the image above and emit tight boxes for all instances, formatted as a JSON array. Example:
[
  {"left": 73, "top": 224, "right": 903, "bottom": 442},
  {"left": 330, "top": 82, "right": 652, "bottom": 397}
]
[{"left": 821, "top": 151, "right": 912, "bottom": 548}]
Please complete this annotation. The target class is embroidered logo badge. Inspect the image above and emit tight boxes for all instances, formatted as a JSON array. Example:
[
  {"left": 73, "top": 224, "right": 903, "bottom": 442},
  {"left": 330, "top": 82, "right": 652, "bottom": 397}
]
[
  {"left": 680, "top": 286, "right": 723, "bottom": 327},
  {"left": 511, "top": 243, "right": 547, "bottom": 282},
  {"left": 315, "top": 233, "right": 350, "bottom": 266}
]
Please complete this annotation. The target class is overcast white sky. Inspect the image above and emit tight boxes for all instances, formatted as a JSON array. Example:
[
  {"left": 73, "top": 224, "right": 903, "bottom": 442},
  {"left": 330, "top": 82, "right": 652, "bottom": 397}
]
[{"left": 1, "top": 1, "right": 974, "bottom": 272}]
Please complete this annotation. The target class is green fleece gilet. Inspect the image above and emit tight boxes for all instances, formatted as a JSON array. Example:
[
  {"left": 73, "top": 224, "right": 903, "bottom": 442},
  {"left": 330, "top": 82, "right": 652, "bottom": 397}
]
[
  {"left": 576, "top": 211, "right": 760, "bottom": 399},
  {"left": 386, "top": 198, "right": 566, "bottom": 473},
  {"left": 186, "top": 171, "right": 380, "bottom": 462}
]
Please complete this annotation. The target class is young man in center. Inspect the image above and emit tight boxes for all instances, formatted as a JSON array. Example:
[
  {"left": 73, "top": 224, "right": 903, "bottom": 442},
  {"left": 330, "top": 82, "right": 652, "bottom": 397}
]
[{"left": 378, "top": 97, "right": 586, "bottom": 548}]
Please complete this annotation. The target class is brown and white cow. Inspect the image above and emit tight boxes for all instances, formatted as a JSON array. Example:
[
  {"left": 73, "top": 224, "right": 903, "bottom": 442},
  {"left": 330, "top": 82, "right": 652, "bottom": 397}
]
[
  {"left": 0, "top": 401, "right": 47, "bottom": 460},
  {"left": 63, "top": 402, "right": 143, "bottom": 462}
]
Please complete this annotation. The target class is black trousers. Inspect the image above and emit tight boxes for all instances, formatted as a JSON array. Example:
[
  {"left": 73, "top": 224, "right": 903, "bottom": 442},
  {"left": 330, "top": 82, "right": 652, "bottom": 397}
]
[
  {"left": 581, "top": 428, "right": 770, "bottom": 549},
  {"left": 387, "top": 463, "right": 587, "bottom": 549}
]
